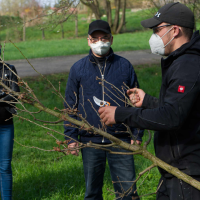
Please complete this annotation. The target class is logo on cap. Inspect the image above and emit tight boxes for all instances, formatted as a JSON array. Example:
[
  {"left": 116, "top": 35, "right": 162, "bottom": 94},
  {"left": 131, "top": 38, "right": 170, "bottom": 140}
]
[{"left": 155, "top": 12, "right": 161, "bottom": 17}]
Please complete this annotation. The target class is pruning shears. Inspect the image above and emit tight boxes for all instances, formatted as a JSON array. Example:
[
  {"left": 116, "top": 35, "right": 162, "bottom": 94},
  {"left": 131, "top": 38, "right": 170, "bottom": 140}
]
[
  {"left": 93, "top": 96, "right": 112, "bottom": 129},
  {"left": 93, "top": 96, "right": 110, "bottom": 107}
]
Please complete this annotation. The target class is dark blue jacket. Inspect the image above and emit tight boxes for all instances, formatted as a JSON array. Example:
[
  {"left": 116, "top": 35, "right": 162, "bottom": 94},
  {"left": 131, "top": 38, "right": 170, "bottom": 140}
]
[{"left": 64, "top": 48, "right": 143, "bottom": 144}]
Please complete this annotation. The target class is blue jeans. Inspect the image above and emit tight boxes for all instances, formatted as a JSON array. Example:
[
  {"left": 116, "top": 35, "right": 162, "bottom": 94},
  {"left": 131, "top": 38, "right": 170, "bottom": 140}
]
[
  {"left": 81, "top": 145, "right": 139, "bottom": 200},
  {"left": 0, "top": 124, "right": 14, "bottom": 200}
]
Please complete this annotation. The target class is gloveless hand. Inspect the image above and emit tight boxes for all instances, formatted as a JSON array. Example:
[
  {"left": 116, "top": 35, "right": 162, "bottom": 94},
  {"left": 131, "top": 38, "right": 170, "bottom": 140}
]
[
  {"left": 127, "top": 88, "right": 145, "bottom": 108},
  {"left": 68, "top": 142, "right": 79, "bottom": 156},
  {"left": 98, "top": 106, "right": 117, "bottom": 125}
]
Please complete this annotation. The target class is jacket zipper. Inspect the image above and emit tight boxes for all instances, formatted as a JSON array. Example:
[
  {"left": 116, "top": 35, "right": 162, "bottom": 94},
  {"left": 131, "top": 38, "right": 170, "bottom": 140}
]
[
  {"left": 96, "top": 59, "right": 107, "bottom": 143},
  {"left": 89, "top": 58, "right": 107, "bottom": 143},
  {"left": 102, "top": 74, "right": 104, "bottom": 101},
  {"left": 102, "top": 59, "right": 107, "bottom": 143},
  {"left": 97, "top": 60, "right": 107, "bottom": 99}
]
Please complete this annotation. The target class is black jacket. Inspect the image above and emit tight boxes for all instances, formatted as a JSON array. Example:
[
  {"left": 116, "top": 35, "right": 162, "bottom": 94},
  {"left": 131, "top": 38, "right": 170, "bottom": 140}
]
[
  {"left": 0, "top": 63, "right": 20, "bottom": 124},
  {"left": 115, "top": 31, "right": 200, "bottom": 177}
]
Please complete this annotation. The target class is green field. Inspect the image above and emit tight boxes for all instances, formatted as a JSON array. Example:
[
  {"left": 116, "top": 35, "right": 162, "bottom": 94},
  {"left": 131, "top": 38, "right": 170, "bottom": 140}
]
[
  {"left": 1, "top": 9, "right": 153, "bottom": 61},
  {"left": 4, "top": 30, "right": 152, "bottom": 61},
  {"left": 12, "top": 64, "right": 162, "bottom": 200},
  {"left": 2, "top": 7, "right": 200, "bottom": 61},
  {"left": 0, "top": 9, "right": 150, "bottom": 41}
]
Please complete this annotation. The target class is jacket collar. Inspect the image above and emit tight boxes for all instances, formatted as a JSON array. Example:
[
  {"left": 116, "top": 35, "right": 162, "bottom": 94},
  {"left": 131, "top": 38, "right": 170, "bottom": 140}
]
[
  {"left": 89, "top": 48, "right": 115, "bottom": 63},
  {"left": 162, "top": 31, "right": 200, "bottom": 69}
]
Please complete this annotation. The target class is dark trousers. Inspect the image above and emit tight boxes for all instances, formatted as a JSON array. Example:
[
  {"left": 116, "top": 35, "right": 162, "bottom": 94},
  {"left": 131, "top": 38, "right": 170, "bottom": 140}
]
[
  {"left": 81, "top": 145, "right": 139, "bottom": 200},
  {"left": 157, "top": 175, "right": 200, "bottom": 200},
  {"left": 0, "top": 124, "right": 14, "bottom": 200}
]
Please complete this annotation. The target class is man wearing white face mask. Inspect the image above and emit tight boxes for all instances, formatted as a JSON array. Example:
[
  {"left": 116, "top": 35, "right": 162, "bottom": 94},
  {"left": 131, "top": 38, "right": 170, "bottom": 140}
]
[
  {"left": 64, "top": 20, "right": 143, "bottom": 200},
  {"left": 149, "top": 25, "right": 175, "bottom": 56},
  {"left": 98, "top": 2, "right": 200, "bottom": 200}
]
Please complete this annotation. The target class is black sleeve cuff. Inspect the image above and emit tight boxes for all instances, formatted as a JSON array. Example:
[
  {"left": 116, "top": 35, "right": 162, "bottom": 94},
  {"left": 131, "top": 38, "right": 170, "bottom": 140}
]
[
  {"left": 142, "top": 93, "right": 151, "bottom": 109},
  {"left": 115, "top": 107, "right": 133, "bottom": 124},
  {"left": 142, "top": 93, "right": 159, "bottom": 109}
]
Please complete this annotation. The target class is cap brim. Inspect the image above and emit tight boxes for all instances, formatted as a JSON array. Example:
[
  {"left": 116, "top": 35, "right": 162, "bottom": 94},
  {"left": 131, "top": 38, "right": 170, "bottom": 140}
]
[
  {"left": 141, "top": 17, "right": 162, "bottom": 28},
  {"left": 88, "top": 28, "right": 110, "bottom": 35}
]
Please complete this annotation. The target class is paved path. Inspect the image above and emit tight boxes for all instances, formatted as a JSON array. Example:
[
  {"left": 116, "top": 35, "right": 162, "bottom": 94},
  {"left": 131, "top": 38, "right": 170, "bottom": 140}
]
[{"left": 8, "top": 50, "right": 162, "bottom": 78}]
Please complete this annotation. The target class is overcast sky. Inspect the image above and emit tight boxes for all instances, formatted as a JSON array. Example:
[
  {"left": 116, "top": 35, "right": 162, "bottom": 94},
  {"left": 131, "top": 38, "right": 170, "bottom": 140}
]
[
  {"left": 38, "top": 0, "right": 79, "bottom": 7},
  {"left": 38, "top": 0, "right": 57, "bottom": 7}
]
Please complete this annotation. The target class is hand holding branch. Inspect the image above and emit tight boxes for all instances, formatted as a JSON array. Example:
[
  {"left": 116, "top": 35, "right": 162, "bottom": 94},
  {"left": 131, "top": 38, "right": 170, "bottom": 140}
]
[
  {"left": 127, "top": 88, "right": 145, "bottom": 108},
  {"left": 98, "top": 106, "right": 117, "bottom": 126},
  {"left": 68, "top": 142, "right": 79, "bottom": 156}
]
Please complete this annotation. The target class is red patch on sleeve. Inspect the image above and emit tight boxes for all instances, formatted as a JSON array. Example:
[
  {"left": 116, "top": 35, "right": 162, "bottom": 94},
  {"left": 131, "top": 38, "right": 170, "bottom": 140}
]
[{"left": 178, "top": 85, "right": 185, "bottom": 93}]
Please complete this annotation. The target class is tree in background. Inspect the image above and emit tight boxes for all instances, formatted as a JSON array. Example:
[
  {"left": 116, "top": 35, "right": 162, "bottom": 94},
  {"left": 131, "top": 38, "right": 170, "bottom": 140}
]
[
  {"left": 80, "top": 0, "right": 102, "bottom": 19},
  {"left": 0, "top": 0, "right": 199, "bottom": 41},
  {"left": 80, "top": 0, "right": 127, "bottom": 34},
  {"left": 0, "top": 0, "right": 39, "bottom": 16},
  {"left": 0, "top": 0, "right": 78, "bottom": 41},
  {"left": 33, "top": 0, "right": 79, "bottom": 32},
  {"left": 0, "top": 0, "right": 43, "bottom": 41}
]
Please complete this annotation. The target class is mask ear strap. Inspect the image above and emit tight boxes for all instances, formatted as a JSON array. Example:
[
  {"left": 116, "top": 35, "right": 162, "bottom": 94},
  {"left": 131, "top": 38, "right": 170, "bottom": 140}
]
[
  {"left": 160, "top": 26, "right": 175, "bottom": 48},
  {"left": 164, "top": 37, "right": 174, "bottom": 48},
  {"left": 161, "top": 26, "right": 174, "bottom": 39}
]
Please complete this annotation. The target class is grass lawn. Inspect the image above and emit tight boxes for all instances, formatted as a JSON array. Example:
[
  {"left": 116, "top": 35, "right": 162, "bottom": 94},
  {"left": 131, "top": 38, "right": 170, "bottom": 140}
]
[
  {"left": 4, "top": 30, "right": 152, "bottom": 61},
  {"left": 12, "top": 64, "right": 162, "bottom": 200},
  {"left": 1, "top": 8, "right": 154, "bottom": 61},
  {"left": 2, "top": 7, "right": 200, "bottom": 61},
  {"left": 0, "top": 9, "right": 150, "bottom": 42}
]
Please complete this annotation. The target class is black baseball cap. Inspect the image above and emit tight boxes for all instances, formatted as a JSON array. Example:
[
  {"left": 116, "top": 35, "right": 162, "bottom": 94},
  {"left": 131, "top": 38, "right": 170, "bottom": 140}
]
[
  {"left": 88, "top": 20, "right": 111, "bottom": 35},
  {"left": 141, "top": 2, "right": 194, "bottom": 29}
]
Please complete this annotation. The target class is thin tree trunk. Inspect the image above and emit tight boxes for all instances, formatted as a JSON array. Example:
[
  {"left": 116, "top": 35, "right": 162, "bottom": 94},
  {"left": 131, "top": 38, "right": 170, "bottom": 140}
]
[
  {"left": 149, "top": 0, "right": 160, "bottom": 9},
  {"left": 61, "top": 23, "right": 64, "bottom": 39},
  {"left": 112, "top": 0, "right": 120, "bottom": 34},
  {"left": 75, "top": 12, "right": 78, "bottom": 37},
  {"left": 23, "top": 15, "right": 26, "bottom": 42},
  {"left": 105, "top": 0, "right": 112, "bottom": 28},
  {"left": 42, "top": 29, "right": 45, "bottom": 40},
  {"left": 116, "top": 0, "right": 126, "bottom": 34},
  {"left": 91, "top": 2, "right": 101, "bottom": 19},
  {"left": 6, "top": 28, "right": 9, "bottom": 42},
  {"left": 94, "top": 0, "right": 101, "bottom": 19},
  {"left": 87, "top": 11, "right": 92, "bottom": 23},
  {"left": 80, "top": 0, "right": 101, "bottom": 20}
]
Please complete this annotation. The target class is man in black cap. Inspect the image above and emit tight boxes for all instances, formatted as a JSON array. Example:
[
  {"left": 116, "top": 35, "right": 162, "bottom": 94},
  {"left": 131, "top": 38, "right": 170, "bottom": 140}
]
[
  {"left": 99, "top": 2, "right": 200, "bottom": 199},
  {"left": 64, "top": 20, "right": 143, "bottom": 200}
]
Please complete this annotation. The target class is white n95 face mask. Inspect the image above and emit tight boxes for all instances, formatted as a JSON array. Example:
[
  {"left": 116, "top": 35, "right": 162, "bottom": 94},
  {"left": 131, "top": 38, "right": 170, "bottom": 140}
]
[
  {"left": 149, "top": 26, "right": 174, "bottom": 56},
  {"left": 90, "top": 41, "right": 111, "bottom": 56}
]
